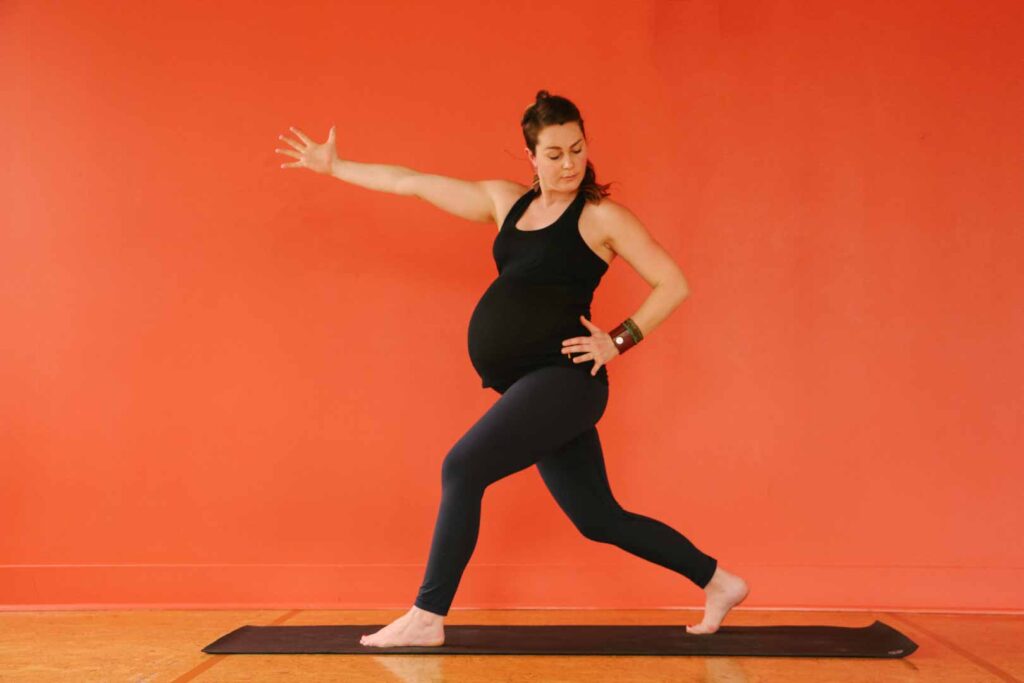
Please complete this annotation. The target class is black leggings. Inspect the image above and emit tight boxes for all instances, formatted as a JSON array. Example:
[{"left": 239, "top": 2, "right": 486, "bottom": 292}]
[{"left": 413, "top": 365, "right": 718, "bottom": 617}]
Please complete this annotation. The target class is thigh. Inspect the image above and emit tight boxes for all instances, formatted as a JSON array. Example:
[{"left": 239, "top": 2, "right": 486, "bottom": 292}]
[
  {"left": 446, "top": 366, "right": 609, "bottom": 484},
  {"left": 535, "top": 426, "right": 621, "bottom": 525}
]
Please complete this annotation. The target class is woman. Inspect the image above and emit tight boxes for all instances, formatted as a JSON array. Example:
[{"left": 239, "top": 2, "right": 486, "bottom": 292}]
[{"left": 275, "top": 90, "right": 749, "bottom": 647}]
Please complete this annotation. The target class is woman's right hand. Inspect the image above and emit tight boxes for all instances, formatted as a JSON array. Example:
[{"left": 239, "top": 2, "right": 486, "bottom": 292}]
[{"left": 276, "top": 125, "right": 338, "bottom": 175}]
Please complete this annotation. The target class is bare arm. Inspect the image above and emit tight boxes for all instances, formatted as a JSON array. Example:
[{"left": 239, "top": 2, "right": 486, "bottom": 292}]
[
  {"left": 277, "top": 125, "right": 515, "bottom": 225},
  {"left": 598, "top": 200, "right": 691, "bottom": 338},
  {"left": 560, "top": 199, "right": 691, "bottom": 376},
  {"left": 329, "top": 158, "right": 416, "bottom": 194},
  {"left": 330, "top": 158, "right": 512, "bottom": 224}
]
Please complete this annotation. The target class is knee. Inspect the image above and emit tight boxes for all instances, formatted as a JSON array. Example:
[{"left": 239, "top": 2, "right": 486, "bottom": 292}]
[
  {"left": 440, "top": 444, "right": 484, "bottom": 490},
  {"left": 575, "top": 519, "right": 618, "bottom": 543},
  {"left": 573, "top": 506, "right": 629, "bottom": 543},
  {"left": 578, "top": 525, "right": 614, "bottom": 543},
  {"left": 440, "top": 452, "right": 466, "bottom": 487}
]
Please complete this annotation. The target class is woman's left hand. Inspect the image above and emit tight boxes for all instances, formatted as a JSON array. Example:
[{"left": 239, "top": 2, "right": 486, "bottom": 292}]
[{"left": 561, "top": 315, "right": 620, "bottom": 376}]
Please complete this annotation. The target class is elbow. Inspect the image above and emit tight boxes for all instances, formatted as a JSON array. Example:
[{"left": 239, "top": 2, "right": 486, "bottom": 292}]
[
  {"left": 660, "top": 277, "right": 690, "bottom": 303},
  {"left": 675, "top": 275, "right": 691, "bottom": 301},
  {"left": 393, "top": 173, "right": 414, "bottom": 197}
]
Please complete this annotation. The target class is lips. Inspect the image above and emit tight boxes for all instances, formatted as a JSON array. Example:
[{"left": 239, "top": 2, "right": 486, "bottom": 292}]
[{"left": 563, "top": 173, "right": 578, "bottom": 180}]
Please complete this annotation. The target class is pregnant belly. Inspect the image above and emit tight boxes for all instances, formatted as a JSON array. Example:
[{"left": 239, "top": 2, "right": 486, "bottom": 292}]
[{"left": 467, "top": 278, "right": 585, "bottom": 381}]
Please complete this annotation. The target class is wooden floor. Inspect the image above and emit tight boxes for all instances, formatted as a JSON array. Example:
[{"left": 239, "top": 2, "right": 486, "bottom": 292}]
[{"left": 0, "top": 608, "right": 1020, "bottom": 682}]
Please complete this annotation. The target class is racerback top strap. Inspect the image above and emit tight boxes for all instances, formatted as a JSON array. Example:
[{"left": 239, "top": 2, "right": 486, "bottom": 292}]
[
  {"left": 493, "top": 186, "right": 607, "bottom": 285},
  {"left": 507, "top": 186, "right": 585, "bottom": 233}
]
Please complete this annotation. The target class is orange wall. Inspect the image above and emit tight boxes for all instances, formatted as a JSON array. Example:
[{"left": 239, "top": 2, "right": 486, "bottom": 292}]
[{"left": 2, "top": 0, "right": 1021, "bottom": 613}]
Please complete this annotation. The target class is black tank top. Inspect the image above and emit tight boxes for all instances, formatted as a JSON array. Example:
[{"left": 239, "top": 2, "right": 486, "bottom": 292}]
[{"left": 467, "top": 185, "right": 610, "bottom": 393}]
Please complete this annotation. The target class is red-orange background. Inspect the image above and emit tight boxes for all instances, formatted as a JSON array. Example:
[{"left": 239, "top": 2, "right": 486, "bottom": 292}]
[{"left": 2, "top": 0, "right": 1021, "bottom": 613}]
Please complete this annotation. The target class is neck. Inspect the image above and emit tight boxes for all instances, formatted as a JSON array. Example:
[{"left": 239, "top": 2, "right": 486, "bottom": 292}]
[{"left": 535, "top": 184, "right": 578, "bottom": 205}]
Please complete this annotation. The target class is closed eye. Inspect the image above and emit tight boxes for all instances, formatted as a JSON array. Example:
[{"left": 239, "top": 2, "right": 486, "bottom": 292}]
[{"left": 548, "top": 148, "right": 583, "bottom": 160}]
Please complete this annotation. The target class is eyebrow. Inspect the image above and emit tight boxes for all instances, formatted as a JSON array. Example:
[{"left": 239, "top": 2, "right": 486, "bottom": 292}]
[{"left": 543, "top": 137, "right": 584, "bottom": 151}]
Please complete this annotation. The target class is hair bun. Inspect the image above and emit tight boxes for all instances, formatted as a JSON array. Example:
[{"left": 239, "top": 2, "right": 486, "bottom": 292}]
[{"left": 536, "top": 89, "right": 550, "bottom": 102}]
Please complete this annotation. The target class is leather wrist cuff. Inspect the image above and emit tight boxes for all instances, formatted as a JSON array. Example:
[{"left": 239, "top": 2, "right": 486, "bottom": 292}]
[{"left": 610, "top": 318, "right": 643, "bottom": 354}]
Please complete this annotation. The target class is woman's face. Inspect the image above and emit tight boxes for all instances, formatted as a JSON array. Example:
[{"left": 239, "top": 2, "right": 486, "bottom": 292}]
[{"left": 529, "top": 122, "right": 587, "bottom": 192}]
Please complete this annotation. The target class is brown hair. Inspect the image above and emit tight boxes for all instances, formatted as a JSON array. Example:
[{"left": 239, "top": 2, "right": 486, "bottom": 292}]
[{"left": 521, "top": 89, "right": 614, "bottom": 203}]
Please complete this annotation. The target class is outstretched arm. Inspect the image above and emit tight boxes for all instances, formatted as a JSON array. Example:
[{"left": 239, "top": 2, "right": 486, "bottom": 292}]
[{"left": 276, "top": 124, "right": 515, "bottom": 225}]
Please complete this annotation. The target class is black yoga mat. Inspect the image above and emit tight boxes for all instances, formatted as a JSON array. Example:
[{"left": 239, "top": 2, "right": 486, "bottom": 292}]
[{"left": 202, "top": 619, "right": 917, "bottom": 658}]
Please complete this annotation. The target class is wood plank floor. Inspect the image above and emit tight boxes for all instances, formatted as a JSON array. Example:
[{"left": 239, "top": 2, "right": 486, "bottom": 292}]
[{"left": 0, "top": 608, "right": 1020, "bottom": 682}]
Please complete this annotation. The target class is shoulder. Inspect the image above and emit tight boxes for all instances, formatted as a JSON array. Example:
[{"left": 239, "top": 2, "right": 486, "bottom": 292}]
[
  {"left": 581, "top": 195, "right": 647, "bottom": 245},
  {"left": 583, "top": 194, "right": 632, "bottom": 219},
  {"left": 484, "top": 180, "right": 532, "bottom": 230},
  {"left": 480, "top": 179, "right": 531, "bottom": 205}
]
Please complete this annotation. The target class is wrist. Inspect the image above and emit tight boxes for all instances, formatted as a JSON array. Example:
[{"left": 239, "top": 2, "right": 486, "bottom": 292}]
[{"left": 610, "top": 318, "right": 644, "bottom": 354}]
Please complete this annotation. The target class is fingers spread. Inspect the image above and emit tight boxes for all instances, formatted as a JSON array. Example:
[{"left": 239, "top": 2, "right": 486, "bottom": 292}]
[{"left": 289, "top": 126, "right": 313, "bottom": 144}]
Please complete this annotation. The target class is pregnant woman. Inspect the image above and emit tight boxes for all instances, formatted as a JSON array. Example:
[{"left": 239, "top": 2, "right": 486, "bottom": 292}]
[{"left": 275, "top": 90, "right": 749, "bottom": 647}]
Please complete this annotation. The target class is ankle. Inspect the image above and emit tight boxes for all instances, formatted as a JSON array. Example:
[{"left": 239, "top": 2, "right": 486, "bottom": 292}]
[{"left": 410, "top": 605, "right": 445, "bottom": 623}]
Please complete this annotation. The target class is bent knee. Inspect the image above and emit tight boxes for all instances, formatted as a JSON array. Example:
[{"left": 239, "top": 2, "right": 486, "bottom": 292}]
[
  {"left": 440, "top": 447, "right": 489, "bottom": 488},
  {"left": 576, "top": 520, "right": 618, "bottom": 543}
]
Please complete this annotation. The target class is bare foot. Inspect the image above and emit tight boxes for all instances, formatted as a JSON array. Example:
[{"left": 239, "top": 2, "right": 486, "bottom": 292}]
[
  {"left": 686, "top": 565, "right": 749, "bottom": 635},
  {"left": 360, "top": 605, "right": 446, "bottom": 647}
]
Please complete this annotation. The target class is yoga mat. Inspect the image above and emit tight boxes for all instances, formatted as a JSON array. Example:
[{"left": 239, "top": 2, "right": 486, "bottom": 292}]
[{"left": 202, "top": 619, "right": 917, "bottom": 657}]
